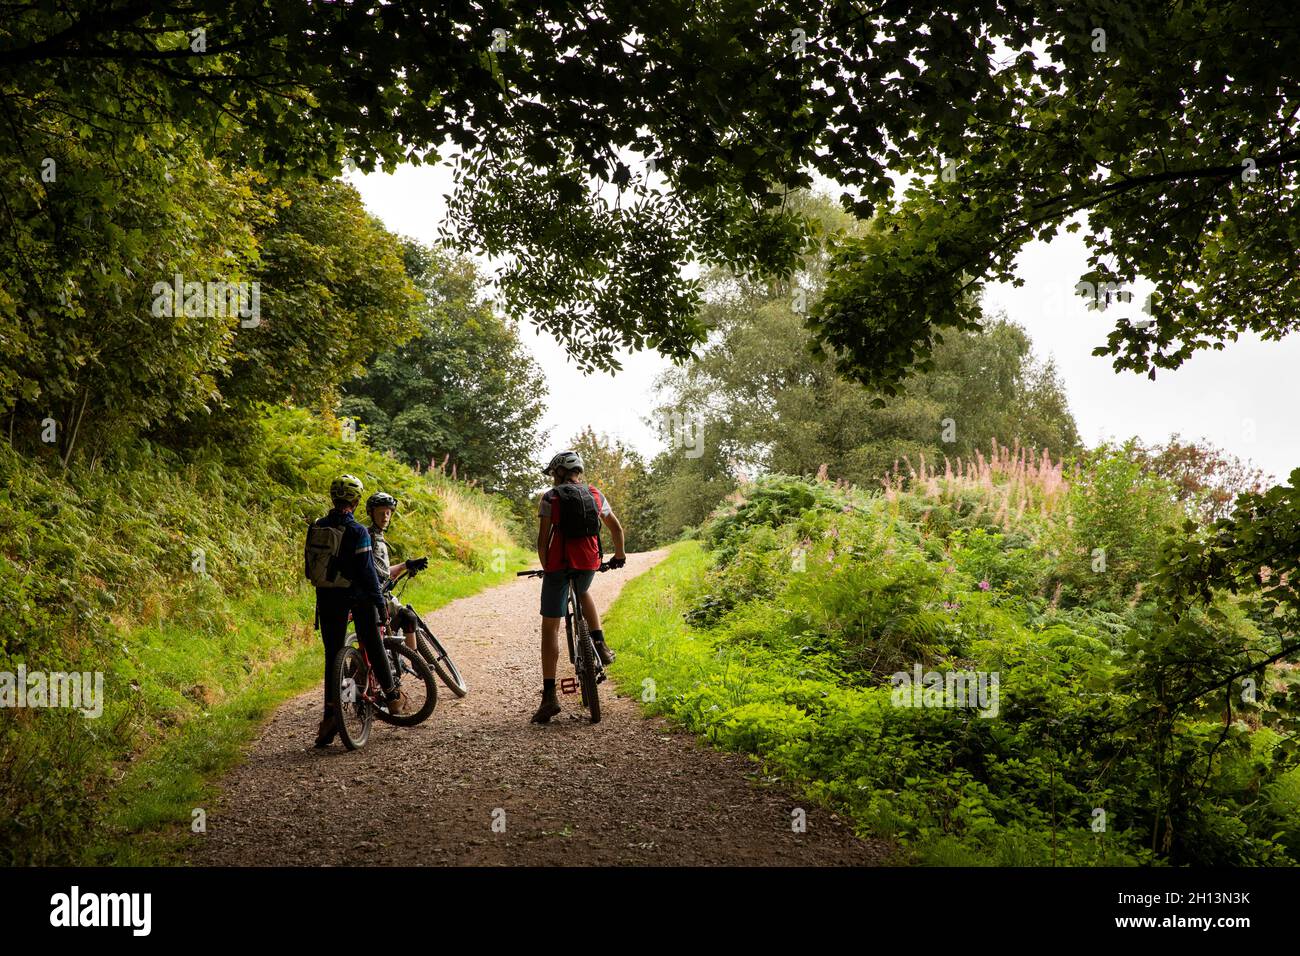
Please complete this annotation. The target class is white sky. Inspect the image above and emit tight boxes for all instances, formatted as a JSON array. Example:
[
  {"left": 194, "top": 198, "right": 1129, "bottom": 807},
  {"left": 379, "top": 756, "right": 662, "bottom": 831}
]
[{"left": 350, "top": 151, "right": 1297, "bottom": 485}]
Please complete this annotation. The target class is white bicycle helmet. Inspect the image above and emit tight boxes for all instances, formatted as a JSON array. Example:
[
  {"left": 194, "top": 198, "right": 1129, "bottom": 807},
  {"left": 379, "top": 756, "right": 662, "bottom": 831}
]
[{"left": 544, "top": 450, "right": 584, "bottom": 476}]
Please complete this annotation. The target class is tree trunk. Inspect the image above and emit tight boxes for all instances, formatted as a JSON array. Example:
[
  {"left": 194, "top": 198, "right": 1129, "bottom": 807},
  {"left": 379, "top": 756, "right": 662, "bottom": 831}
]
[{"left": 62, "top": 390, "right": 89, "bottom": 468}]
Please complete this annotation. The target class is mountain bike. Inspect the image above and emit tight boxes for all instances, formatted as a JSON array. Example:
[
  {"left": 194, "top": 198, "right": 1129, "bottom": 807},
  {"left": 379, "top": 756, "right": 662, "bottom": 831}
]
[
  {"left": 517, "top": 561, "right": 618, "bottom": 723},
  {"left": 384, "top": 568, "right": 468, "bottom": 697},
  {"left": 335, "top": 609, "right": 437, "bottom": 751}
]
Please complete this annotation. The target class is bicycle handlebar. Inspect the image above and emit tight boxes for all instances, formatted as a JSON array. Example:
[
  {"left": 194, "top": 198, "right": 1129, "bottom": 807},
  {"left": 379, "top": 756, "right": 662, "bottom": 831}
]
[
  {"left": 516, "top": 560, "right": 622, "bottom": 578},
  {"left": 384, "top": 566, "right": 419, "bottom": 594},
  {"left": 382, "top": 561, "right": 428, "bottom": 590}
]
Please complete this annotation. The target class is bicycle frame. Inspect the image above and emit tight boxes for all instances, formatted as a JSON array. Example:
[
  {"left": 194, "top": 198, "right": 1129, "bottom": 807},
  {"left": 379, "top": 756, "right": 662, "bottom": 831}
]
[
  {"left": 342, "top": 607, "right": 401, "bottom": 709},
  {"left": 340, "top": 619, "right": 386, "bottom": 711},
  {"left": 560, "top": 583, "right": 591, "bottom": 696}
]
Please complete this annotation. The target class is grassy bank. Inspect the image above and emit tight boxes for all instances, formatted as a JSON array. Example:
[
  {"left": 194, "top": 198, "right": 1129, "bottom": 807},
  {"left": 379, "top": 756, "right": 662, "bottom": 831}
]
[
  {"left": 603, "top": 540, "right": 918, "bottom": 860},
  {"left": 603, "top": 461, "right": 1300, "bottom": 866},
  {"left": 0, "top": 406, "right": 523, "bottom": 864}
]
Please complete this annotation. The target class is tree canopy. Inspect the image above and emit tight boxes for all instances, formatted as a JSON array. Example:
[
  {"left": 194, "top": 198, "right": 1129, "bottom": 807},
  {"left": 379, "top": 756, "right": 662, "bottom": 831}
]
[
  {"left": 7, "top": 2, "right": 1294, "bottom": 388},
  {"left": 2, "top": 157, "right": 419, "bottom": 460}
]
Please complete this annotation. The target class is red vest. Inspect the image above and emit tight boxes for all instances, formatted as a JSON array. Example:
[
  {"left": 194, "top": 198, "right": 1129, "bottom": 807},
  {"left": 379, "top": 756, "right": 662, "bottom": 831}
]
[{"left": 543, "top": 484, "right": 605, "bottom": 572}]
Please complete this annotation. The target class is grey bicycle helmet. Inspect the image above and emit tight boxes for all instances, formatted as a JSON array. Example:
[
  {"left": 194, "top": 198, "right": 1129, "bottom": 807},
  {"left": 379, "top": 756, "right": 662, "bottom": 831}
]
[
  {"left": 543, "top": 450, "right": 584, "bottom": 476},
  {"left": 366, "top": 491, "right": 398, "bottom": 515}
]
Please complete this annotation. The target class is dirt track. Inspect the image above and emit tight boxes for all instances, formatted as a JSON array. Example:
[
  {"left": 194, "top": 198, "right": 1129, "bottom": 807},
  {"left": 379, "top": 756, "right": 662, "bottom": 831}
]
[{"left": 185, "top": 549, "right": 894, "bottom": 866}]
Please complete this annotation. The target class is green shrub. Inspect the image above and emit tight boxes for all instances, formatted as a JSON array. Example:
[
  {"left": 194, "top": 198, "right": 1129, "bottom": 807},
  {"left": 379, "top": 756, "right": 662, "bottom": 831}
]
[
  {"left": 608, "top": 462, "right": 1299, "bottom": 866},
  {"left": 1047, "top": 442, "right": 1182, "bottom": 609}
]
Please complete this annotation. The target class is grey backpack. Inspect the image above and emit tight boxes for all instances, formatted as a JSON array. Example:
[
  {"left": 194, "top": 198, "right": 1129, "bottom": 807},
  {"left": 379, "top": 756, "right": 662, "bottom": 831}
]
[{"left": 304, "top": 519, "right": 351, "bottom": 588}]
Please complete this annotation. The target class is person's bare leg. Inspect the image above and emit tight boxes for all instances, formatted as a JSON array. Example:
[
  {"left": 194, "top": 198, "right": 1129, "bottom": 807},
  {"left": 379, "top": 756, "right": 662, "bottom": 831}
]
[
  {"left": 404, "top": 628, "right": 416, "bottom": 651},
  {"left": 578, "top": 589, "right": 615, "bottom": 664},
  {"left": 532, "top": 616, "right": 565, "bottom": 723},
  {"left": 540, "top": 616, "right": 563, "bottom": 679},
  {"left": 577, "top": 591, "right": 601, "bottom": 631}
]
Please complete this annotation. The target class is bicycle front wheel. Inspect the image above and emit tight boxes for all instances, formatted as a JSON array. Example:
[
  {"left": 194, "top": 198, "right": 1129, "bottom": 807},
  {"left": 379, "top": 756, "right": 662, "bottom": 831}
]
[
  {"left": 374, "top": 638, "right": 437, "bottom": 727},
  {"left": 414, "top": 618, "right": 468, "bottom": 697},
  {"left": 333, "top": 644, "right": 373, "bottom": 750}
]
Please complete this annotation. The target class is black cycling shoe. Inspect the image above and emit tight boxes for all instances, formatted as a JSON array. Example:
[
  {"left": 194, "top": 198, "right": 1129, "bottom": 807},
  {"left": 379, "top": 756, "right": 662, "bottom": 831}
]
[
  {"left": 530, "top": 689, "right": 562, "bottom": 724},
  {"left": 314, "top": 708, "right": 339, "bottom": 748},
  {"left": 594, "top": 640, "right": 615, "bottom": 666}
]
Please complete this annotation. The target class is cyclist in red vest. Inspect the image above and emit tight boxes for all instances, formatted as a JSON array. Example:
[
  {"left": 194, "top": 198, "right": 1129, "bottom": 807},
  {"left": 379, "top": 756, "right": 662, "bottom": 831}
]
[{"left": 531, "top": 450, "right": 626, "bottom": 723}]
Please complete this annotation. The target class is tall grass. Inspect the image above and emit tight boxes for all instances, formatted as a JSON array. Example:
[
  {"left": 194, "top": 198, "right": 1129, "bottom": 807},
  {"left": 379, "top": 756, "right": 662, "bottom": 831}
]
[{"left": 883, "top": 438, "right": 1070, "bottom": 525}]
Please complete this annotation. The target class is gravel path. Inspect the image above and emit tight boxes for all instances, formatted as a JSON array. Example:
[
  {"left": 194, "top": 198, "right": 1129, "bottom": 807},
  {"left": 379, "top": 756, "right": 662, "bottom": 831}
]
[{"left": 185, "top": 549, "right": 895, "bottom": 866}]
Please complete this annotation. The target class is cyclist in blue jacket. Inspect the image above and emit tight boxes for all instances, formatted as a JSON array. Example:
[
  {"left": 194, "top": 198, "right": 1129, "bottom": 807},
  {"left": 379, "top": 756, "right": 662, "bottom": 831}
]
[{"left": 309, "top": 475, "right": 410, "bottom": 748}]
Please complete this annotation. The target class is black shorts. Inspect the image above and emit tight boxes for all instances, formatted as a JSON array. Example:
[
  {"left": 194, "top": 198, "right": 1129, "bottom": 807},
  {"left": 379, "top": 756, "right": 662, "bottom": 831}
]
[{"left": 540, "top": 569, "right": 595, "bottom": 618}]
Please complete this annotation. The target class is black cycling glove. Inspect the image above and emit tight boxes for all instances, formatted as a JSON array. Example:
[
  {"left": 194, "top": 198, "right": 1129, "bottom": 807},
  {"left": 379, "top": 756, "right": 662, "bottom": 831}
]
[
  {"left": 608, "top": 556, "right": 626, "bottom": 569},
  {"left": 406, "top": 556, "right": 429, "bottom": 575}
]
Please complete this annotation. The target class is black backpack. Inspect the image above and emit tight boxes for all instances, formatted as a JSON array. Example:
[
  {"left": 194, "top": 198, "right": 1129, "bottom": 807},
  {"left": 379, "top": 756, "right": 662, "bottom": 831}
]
[{"left": 551, "top": 483, "right": 602, "bottom": 551}]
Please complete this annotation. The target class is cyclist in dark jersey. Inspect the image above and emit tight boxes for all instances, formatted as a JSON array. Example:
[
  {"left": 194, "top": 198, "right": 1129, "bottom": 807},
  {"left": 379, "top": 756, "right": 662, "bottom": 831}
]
[
  {"left": 531, "top": 450, "right": 626, "bottom": 724},
  {"left": 364, "top": 492, "right": 428, "bottom": 651}
]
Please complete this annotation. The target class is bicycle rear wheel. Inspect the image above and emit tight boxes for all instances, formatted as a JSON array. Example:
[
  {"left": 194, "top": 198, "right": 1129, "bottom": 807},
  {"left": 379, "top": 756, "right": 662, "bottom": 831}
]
[
  {"left": 573, "top": 607, "right": 601, "bottom": 724},
  {"left": 333, "top": 644, "right": 373, "bottom": 750},
  {"left": 414, "top": 617, "right": 468, "bottom": 697},
  {"left": 374, "top": 638, "right": 436, "bottom": 726}
]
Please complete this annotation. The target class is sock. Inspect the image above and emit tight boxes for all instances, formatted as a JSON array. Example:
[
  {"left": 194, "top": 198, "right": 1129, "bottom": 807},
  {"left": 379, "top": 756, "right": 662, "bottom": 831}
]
[
  {"left": 591, "top": 629, "right": 605, "bottom": 644},
  {"left": 543, "top": 678, "right": 556, "bottom": 693}
]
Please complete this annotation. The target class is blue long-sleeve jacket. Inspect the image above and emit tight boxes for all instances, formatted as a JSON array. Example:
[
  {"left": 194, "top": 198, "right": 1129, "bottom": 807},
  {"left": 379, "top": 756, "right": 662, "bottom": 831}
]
[{"left": 312, "top": 508, "right": 385, "bottom": 611}]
